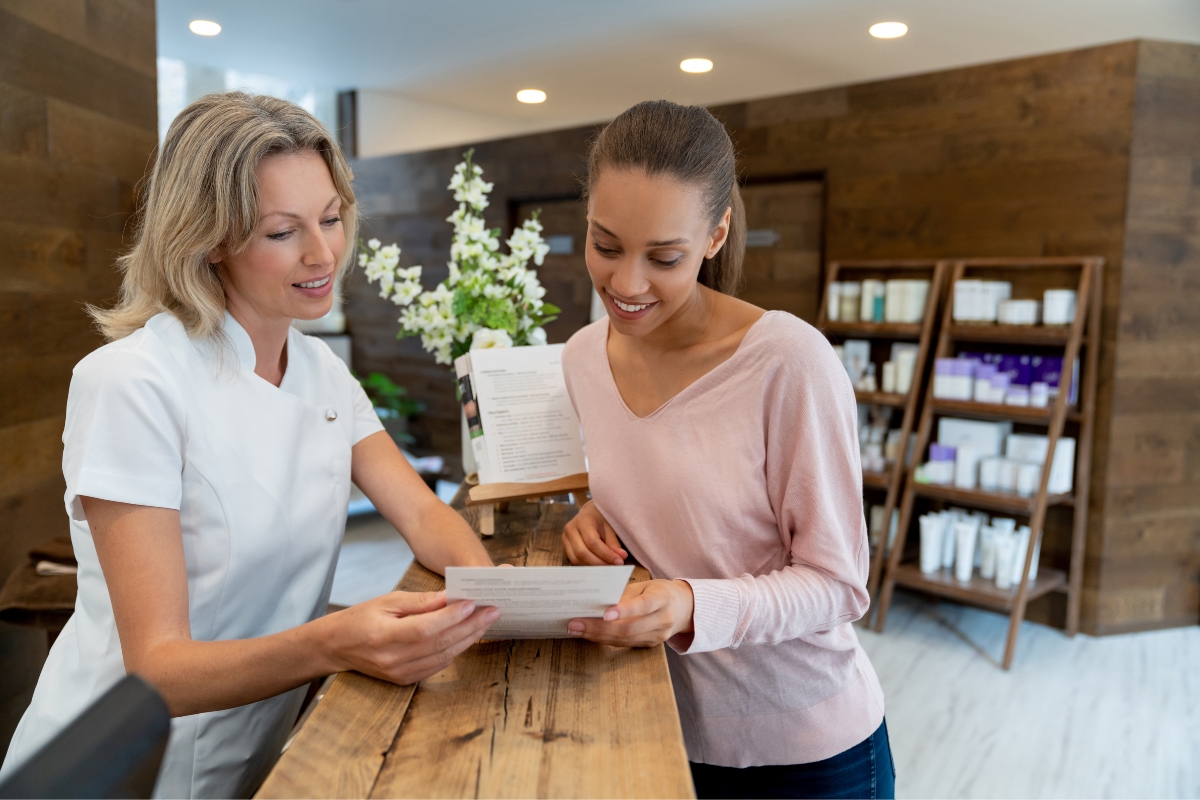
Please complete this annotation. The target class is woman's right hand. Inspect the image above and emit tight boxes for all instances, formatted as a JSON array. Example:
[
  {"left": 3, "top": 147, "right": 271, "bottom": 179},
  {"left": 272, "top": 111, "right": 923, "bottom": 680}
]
[
  {"left": 563, "top": 501, "right": 628, "bottom": 566},
  {"left": 321, "top": 591, "right": 499, "bottom": 685}
]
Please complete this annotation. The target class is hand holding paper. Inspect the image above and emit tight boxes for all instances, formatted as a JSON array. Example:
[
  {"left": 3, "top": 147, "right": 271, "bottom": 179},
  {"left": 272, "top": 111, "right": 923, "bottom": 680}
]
[
  {"left": 566, "top": 578, "right": 696, "bottom": 649},
  {"left": 445, "top": 566, "right": 633, "bottom": 640}
]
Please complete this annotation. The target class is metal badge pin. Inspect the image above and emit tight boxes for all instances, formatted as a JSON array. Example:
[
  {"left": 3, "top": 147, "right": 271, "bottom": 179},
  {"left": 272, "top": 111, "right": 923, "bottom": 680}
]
[{"left": 325, "top": 409, "right": 338, "bottom": 421}]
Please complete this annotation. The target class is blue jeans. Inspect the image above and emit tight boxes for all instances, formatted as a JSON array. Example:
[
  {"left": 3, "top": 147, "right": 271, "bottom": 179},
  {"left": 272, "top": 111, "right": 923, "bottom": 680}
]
[{"left": 689, "top": 719, "right": 895, "bottom": 799}]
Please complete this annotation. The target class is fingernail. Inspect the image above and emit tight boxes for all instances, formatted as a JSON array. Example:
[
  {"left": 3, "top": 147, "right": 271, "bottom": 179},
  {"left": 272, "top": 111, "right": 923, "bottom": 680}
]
[
  {"left": 603, "top": 609, "right": 619, "bottom": 621},
  {"left": 486, "top": 608, "right": 500, "bottom": 622},
  {"left": 568, "top": 629, "right": 582, "bottom": 637},
  {"left": 461, "top": 601, "right": 475, "bottom": 617},
  {"left": 613, "top": 557, "right": 624, "bottom": 565},
  {"left": 568, "top": 621, "right": 584, "bottom": 632}
]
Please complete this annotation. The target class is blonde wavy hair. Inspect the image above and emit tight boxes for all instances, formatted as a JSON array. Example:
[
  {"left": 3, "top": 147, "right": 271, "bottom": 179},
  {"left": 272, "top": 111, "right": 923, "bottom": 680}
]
[{"left": 91, "top": 92, "right": 358, "bottom": 341}]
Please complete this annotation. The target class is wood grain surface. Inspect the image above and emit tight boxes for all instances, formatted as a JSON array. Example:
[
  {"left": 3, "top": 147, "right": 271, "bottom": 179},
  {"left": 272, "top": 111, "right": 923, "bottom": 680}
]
[{"left": 257, "top": 500, "right": 693, "bottom": 799}]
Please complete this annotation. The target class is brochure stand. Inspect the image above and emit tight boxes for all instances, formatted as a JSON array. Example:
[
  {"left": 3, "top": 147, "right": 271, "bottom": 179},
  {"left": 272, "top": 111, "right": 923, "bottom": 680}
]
[{"left": 465, "top": 473, "right": 590, "bottom": 535}]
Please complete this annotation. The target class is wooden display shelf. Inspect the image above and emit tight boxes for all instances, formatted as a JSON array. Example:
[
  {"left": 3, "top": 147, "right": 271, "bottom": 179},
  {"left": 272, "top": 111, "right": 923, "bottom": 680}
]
[
  {"left": 930, "top": 398, "right": 1082, "bottom": 424},
  {"left": 819, "top": 260, "right": 950, "bottom": 613},
  {"left": 823, "top": 321, "right": 922, "bottom": 339},
  {"left": 912, "top": 482, "right": 1074, "bottom": 514},
  {"left": 890, "top": 564, "right": 1067, "bottom": 611},
  {"left": 856, "top": 390, "right": 909, "bottom": 407},
  {"left": 862, "top": 470, "right": 891, "bottom": 489},
  {"left": 949, "top": 324, "right": 1073, "bottom": 346},
  {"left": 875, "top": 256, "right": 1103, "bottom": 670}
]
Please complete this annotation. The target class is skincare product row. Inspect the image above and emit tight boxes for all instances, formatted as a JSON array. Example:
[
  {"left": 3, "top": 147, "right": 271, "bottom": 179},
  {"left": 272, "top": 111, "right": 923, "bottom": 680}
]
[
  {"left": 827, "top": 279, "right": 930, "bottom": 324},
  {"left": 918, "top": 508, "right": 1040, "bottom": 589},
  {"left": 857, "top": 405, "right": 906, "bottom": 473},
  {"left": 953, "top": 283, "right": 1076, "bottom": 326},
  {"left": 914, "top": 417, "right": 1075, "bottom": 495},
  {"left": 835, "top": 340, "right": 919, "bottom": 395},
  {"left": 932, "top": 353, "right": 1077, "bottom": 407}
]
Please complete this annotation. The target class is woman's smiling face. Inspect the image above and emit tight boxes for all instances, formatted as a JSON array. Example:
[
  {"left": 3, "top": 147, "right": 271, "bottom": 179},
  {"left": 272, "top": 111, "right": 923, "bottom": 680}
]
[
  {"left": 214, "top": 149, "right": 345, "bottom": 324},
  {"left": 585, "top": 168, "right": 729, "bottom": 337}
]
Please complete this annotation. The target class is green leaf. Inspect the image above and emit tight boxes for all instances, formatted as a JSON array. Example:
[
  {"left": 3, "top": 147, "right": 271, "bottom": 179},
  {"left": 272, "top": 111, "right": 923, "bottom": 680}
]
[{"left": 453, "top": 288, "right": 518, "bottom": 334}]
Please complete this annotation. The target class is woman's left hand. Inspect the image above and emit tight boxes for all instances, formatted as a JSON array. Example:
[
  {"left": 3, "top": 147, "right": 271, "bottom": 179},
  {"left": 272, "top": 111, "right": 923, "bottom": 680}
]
[{"left": 567, "top": 579, "right": 694, "bottom": 647}]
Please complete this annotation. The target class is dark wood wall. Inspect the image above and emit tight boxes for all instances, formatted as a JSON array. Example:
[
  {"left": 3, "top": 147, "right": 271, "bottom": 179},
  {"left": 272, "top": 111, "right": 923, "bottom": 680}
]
[
  {"left": 0, "top": 0, "right": 156, "bottom": 574},
  {"left": 348, "top": 40, "right": 1197, "bottom": 633},
  {"left": 0, "top": 0, "right": 157, "bottom": 753},
  {"left": 1098, "top": 40, "right": 1200, "bottom": 633}
]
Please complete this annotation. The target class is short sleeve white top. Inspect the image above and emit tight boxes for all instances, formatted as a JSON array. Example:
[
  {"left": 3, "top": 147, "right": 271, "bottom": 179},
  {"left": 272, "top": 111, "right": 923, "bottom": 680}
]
[{"left": 0, "top": 312, "right": 383, "bottom": 799}]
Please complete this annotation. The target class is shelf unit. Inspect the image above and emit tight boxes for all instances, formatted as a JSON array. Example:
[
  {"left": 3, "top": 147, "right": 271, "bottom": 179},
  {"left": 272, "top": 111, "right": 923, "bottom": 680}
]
[
  {"left": 873, "top": 256, "right": 1103, "bottom": 669},
  {"left": 817, "top": 260, "right": 950, "bottom": 610}
]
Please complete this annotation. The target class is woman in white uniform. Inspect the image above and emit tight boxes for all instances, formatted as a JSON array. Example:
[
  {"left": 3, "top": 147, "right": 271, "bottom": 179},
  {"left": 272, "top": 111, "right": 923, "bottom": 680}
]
[{"left": 0, "top": 93, "right": 501, "bottom": 798}]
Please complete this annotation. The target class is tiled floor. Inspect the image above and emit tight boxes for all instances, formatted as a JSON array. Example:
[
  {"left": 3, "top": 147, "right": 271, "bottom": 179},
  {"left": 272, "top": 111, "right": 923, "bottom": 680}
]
[{"left": 858, "top": 593, "right": 1200, "bottom": 798}]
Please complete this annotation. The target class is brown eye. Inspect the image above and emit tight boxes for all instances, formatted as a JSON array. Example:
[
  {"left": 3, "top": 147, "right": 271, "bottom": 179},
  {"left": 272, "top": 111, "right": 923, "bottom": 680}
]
[{"left": 649, "top": 252, "right": 684, "bottom": 267}]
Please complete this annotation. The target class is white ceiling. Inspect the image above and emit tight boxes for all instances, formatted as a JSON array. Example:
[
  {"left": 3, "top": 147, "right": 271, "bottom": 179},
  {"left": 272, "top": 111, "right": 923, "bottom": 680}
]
[{"left": 158, "top": 0, "right": 1200, "bottom": 153}]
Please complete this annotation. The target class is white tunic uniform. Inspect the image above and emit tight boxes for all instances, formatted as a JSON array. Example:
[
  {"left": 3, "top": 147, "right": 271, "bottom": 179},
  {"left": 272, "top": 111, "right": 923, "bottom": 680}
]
[{"left": 0, "top": 312, "right": 384, "bottom": 798}]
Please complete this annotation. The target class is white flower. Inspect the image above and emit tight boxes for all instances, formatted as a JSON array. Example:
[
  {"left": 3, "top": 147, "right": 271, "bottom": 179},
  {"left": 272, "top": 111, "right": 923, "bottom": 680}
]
[
  {"left": 527, "top": 327, "right": 548, "bottom": 346},
  {"left": 368, "top": 238, "right": 381, "bottom": 250},
  {"left": 391, "top": 281, "right": 422, "bottom": 306},
  {"left": 471, "top": 328, "right": 513, "bottom": 350}
]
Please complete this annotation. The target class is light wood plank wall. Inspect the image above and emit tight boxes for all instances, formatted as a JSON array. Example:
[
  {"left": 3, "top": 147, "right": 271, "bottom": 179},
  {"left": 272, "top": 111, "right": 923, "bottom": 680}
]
[
  {"left": 350, "top": 40, "right": 1200, "bottom": 634},
  {"left": 0, "top": 0, "right": 157, "bottom": 582}
]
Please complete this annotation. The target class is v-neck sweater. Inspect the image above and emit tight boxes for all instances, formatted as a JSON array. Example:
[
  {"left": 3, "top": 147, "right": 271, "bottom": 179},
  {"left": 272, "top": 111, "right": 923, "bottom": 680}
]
[{"left": 562, "top": 311, "right": 884, "bottom": 767}]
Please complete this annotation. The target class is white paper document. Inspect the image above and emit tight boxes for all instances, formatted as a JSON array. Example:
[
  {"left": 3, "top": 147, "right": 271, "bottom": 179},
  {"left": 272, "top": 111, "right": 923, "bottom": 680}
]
[
  {"left": 444, "top": 566, "right": 634, "bottom": 640},
  {"left": 461, "top": 345, "right": 587, "bottom": 484}
]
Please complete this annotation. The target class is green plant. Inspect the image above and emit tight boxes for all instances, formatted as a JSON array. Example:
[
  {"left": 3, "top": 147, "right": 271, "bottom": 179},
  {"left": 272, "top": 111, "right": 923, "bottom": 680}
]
[
  {"left": 357, "top": 372, "right": 425, "bottom": 420},
  {"left": 360, "top": 148, "right": 560, "bottom": 365}
]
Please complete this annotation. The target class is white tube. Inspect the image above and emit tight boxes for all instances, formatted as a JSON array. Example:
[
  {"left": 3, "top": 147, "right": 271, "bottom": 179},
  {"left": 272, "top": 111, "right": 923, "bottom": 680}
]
[
  {"left": 940, "top": 513, "right": 956, "bottom": 568},
  {"left": 1010, "top": 526, "right": 1032, "bottom": 585},
  {"left": 979, "top": 526, "right": 998, "bottom": 579},
  {"left": 954, "top": 521, "right": 977, "bottom": 582},
  {"left": 995, "top": 533, "right": 1016, "bottom": 590},
  {"left": 919, "top": 515, "right": 942, "bottom": 574}
]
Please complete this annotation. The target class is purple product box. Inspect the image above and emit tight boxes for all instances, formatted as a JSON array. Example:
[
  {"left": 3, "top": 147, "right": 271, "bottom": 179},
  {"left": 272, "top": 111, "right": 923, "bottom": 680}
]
[
  {"left": 929, "top": 443, "right": 957, "bottom": 462},
  {"left": 936, "top": 359, "right": 975, "bottom": 378},
  {"left": 997, "top": 354, "right": 1033, "bottom": 387},
  {"left": 1030, "top": 356, "right": 1078, "bottom": 404},
  {"left": 976, "top": 363, "right": 998, "bottom": 381},
  {"left": 960, "top": 352, "right": 1003, "bottom": 365}
]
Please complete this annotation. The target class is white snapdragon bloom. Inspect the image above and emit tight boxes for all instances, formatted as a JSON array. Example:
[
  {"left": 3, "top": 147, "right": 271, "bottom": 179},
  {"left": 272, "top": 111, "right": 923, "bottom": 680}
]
[
  {"left": 526, "top": 327, "right": 548, "bottom": 346},
  {"left": 471, "top": 328, "right": 513, "bottom": 350},
  {"left": 368, "top": 238, "right": 382, "bottom": 250}
]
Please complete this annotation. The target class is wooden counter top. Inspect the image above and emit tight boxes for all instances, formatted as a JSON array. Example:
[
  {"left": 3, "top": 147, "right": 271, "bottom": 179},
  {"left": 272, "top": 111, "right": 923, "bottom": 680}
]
[{"left": 256, "top": 498, "right": 694, "bottom": 799}]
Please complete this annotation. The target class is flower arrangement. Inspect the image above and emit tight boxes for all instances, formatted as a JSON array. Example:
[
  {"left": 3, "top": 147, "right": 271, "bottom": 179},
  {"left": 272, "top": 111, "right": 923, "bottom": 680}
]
[{"left": 360, "top": 149, "right": 559, "bottom": 365}]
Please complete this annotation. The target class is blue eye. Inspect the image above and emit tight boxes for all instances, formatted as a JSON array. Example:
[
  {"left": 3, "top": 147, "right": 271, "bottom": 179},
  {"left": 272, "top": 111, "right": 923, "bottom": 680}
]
[{"left": 267, "top": 230, "right": 292, "bottom": 241}]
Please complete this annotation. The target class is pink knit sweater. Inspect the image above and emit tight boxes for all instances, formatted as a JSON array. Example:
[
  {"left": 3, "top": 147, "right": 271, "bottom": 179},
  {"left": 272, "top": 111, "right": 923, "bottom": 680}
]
[{"left": 562, "top": 311, "right": 884, "bottom": 767}]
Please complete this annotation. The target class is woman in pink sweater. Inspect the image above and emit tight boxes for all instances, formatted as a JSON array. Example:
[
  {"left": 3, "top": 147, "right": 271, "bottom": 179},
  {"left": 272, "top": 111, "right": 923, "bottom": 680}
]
[{"left": 561, "top": 101, "right": 893, "bottom": 799}]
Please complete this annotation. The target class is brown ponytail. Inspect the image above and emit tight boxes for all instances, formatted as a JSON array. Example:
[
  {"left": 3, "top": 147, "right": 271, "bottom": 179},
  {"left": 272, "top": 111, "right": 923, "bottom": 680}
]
[{"left": 585, "top": 100, "right": 745, "bottom": 295}]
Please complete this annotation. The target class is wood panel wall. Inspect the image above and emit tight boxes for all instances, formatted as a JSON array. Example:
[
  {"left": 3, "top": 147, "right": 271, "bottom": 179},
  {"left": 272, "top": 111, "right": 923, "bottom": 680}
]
[
  {"left": 1097, "top": 41, "right": 1200, "bottom": 633},
  {"left": 0, "top": 0, "right": 157, "bottom": 751},
  {"left": 348, "top": 40, "right": 1198, "bottom": 633}
]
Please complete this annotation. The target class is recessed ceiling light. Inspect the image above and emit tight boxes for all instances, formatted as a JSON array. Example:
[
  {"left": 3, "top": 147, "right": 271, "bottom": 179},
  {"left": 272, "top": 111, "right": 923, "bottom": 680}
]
[
  {"left": 869, "top": 21, "right": 907, "bottom": 39},
  {"left": 680, "top": 58, "right": 713, "bottom": 74},
  {"left": 516, "top": 89, "right": 546, "bottom": 104},
  {"left": 189, "top": 19, "right": 221, "bottom": 36}
]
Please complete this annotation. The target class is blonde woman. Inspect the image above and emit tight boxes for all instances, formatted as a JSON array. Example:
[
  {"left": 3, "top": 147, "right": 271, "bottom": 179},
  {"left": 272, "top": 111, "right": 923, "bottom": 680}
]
[{"left": 0, "top": 93, "right": 499, "bottom": 798}]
